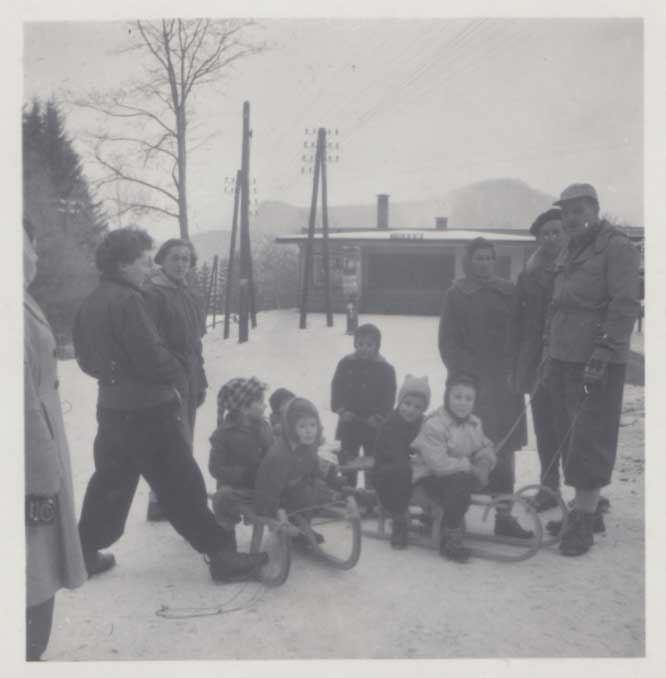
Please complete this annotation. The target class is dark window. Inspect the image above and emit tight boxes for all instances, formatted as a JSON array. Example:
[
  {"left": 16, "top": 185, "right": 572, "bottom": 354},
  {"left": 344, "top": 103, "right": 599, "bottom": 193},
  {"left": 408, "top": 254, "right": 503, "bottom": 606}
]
[{"left": 366, "top": 252, "right": 455, "bottom": 291}]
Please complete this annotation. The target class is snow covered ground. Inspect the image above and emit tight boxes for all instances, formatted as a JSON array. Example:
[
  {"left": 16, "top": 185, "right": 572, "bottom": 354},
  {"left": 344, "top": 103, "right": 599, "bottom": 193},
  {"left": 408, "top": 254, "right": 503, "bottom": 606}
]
[{"left": 47, "top": 310, "right": 644, "bottom": 660}]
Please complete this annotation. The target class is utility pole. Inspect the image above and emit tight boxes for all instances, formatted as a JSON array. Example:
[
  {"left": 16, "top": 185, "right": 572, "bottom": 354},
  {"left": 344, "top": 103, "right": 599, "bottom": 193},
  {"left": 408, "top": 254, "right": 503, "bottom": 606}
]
[
  {"left": 299, "top": 128, "right": 323, "bottom": 329},
  {"left": 209, "top": 255, "right": 219, "bottom": 329},
  {"left": 238, "top": 101, "right": 251, "bottom": 343},
  {"left": 320, "top": 128, "right": 333, "bottom": 327},
  {"left": 224, "top": 170, "right": 241, "bottom": 340}
]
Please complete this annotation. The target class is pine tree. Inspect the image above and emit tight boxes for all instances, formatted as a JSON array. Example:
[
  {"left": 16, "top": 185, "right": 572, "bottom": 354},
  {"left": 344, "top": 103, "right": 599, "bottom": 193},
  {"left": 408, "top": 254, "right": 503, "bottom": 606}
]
[{"left": 23, "top": 97, "right": 108, "bottom": 343}]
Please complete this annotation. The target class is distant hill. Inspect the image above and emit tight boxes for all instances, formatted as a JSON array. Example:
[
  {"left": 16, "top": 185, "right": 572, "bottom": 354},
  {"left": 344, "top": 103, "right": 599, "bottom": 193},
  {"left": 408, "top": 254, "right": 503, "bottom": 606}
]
[
  {"left": 191, "top": 177, "right": 556, "bottom": 263},
  {"left": 447, "top": 178, "right": 556, "bottom": 230}
]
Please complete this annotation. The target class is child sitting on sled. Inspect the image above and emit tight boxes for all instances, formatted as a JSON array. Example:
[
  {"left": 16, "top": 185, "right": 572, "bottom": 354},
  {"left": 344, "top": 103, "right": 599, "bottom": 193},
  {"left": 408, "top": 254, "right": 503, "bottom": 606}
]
[
  {"left": 254, "top": 398, "right": 344, "bottom": 543},
  {"left": 374, "top": 374, "right": 431, "bottom": 549},
  {"left": 410, "top": 372, "right": 496, "bottom": 563},
  {"left": 331, "top": 323, "right": 397, "bottom": 489},
  {"left": 209, "top": 377, "right": 274, "bottom": 533}
]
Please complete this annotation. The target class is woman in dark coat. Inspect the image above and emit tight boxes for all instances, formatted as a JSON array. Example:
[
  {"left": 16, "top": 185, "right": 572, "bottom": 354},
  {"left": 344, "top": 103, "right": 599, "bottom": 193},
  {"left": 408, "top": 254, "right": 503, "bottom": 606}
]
[
  {"left": 24, "top": 220, "right": 87, "bottom": 660},
  {"left": 439, "top": 237, "right": 531, "bottom": 539},
  {"left": 143, "top": 238, "right": 208, "bottom": 521}
]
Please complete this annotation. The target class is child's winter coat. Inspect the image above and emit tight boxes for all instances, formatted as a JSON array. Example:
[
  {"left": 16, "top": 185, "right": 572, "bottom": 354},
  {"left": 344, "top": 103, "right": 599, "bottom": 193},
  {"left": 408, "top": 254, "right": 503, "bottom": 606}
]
[
  {"left": 331, "top": 352, "right": 397, "bottom": 438},
  {"left": 410, "top": 407, "right": 496, "bottom": 488},
  {"left": 254, "top": 398, "right": 334, "bottom": 517},
  {"left": 374, "top": 409, "right": 423, "bottom": 472},
  {"left": 208, "top": 415, "right": 274, "bottom": 489}
]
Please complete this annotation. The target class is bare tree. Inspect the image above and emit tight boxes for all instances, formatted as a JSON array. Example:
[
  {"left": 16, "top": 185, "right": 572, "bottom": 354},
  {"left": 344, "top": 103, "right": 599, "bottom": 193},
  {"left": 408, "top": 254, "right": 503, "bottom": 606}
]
[{"left": 73, "top": 19, "right": 263, "bottom": 240}]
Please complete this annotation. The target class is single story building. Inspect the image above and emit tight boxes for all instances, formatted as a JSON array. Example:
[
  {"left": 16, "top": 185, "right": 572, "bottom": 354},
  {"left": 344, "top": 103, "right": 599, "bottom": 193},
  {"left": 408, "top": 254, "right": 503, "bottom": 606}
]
[{"left": 275, "top": 196, "right": 539, "bottom": 315}]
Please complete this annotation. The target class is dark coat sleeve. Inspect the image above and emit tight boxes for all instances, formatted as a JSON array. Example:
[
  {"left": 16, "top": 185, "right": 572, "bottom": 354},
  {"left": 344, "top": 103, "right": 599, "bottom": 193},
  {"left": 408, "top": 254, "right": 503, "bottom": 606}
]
[
  {"left": 331, "top": 359, "right": 346, "bottom": 413},
  {"left": 438, "top": 287, "right": 474, "bottom": 374},
  {"left": 600, "top": 236, "right": 641, "bottom": 356},
  {"left": 116, "top": 293, "right": 185, "bottom": 386},
  {"left": 379, "top": 363, "right": 397, "bottom": 416}
]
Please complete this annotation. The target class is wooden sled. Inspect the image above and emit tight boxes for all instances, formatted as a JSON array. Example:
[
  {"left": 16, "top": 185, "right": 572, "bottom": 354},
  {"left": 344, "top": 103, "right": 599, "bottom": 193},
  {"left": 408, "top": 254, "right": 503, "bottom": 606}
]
[
  {"left": 210, "top": 488, "right": 362, "bottom": 586},
  {"left": 339, "top": 457, "right": 568, "bottom": 562}
]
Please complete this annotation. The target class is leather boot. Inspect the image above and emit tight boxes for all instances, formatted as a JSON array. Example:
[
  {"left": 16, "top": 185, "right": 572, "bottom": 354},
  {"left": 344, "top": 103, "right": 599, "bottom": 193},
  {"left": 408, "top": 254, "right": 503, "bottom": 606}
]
[
  {"left": 390, "top": 515, "right": 408, "bottom": 550},
  {"left": 439, "top": 527, "right": 471, "bottom": 563},
  {"left": 84, "top": 550, "right": 116, "bottom": 578},
  {"left": 559, "top": 509, "right": 595, "bottom": 556}
]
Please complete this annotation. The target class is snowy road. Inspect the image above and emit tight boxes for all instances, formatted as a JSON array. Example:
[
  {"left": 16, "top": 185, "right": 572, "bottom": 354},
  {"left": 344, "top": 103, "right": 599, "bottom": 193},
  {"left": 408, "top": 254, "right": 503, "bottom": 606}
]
[{"left": 47, "top": 311, "right": 644, "bottom": 660}]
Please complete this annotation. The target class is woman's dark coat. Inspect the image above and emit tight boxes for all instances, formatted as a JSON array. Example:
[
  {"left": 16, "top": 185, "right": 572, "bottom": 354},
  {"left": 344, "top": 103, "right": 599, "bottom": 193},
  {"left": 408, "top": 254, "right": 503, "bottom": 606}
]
[{"left": 438, "top": 275, "right": 527, "bottom": 453}]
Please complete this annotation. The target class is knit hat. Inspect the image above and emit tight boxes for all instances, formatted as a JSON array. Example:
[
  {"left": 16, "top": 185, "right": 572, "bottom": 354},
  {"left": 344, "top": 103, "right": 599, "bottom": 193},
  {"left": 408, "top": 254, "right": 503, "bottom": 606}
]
[
  {"left": 397, "top": 374, "right": 431, "bottom": 409},
  {"left": 554, "top": 183, "right": 599, "bottom": 207},
  {"left": 217, "top": 377, "right": 267, "bottom": 419},
  {"left": 282, "top": 397, "right": 323, "bottom": 448},
  {"left": 269, "top": 388, "right": 296, "bottom": 416}
]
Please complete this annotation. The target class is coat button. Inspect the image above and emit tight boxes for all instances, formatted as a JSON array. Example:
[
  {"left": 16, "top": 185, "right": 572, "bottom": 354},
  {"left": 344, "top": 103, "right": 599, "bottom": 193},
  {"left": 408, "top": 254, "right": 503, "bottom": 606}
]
[{"left": 54, "top": 379, "right": 59, "bottom": 390}]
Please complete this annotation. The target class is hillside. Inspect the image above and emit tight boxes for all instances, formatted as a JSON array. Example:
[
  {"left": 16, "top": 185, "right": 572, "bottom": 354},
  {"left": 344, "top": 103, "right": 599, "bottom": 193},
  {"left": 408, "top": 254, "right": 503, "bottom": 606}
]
[{"left": 191, "top": 177, "right": 556, "bottom": 263}]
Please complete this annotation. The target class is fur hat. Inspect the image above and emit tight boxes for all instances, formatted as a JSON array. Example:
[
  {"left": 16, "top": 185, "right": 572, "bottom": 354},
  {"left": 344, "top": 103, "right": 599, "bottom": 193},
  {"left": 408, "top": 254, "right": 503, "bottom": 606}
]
[
  {"left": 269, "top": 388, "right": 295, "bottom": 416},
  {"left": 282, "top": 397, "right": 323, "bottom": 448},
  {"left": 397, "top": 374, "right": 431, "bottom": 409}
]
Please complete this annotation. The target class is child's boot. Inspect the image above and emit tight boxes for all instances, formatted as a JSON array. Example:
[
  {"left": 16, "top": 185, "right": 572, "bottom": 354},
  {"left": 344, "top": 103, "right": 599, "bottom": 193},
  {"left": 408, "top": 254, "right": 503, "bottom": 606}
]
[
  {"left": 494, "top": 510, "right": 535, "bottom": 539},
  {"left": 558, "top": 509, "right": 594, "bottom": 556},
  {"left": 439, "top": 526, "right": 471, "bottom": 563},
  {"left": 390, "top": 514, "right": 408, "bottom": 550}
]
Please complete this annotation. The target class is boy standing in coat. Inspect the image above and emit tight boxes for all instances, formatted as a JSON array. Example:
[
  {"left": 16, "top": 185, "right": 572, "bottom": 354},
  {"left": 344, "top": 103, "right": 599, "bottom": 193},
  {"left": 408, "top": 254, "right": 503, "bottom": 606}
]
[{"left": 331, "top": 323, "right": 397, "bottom": 489}]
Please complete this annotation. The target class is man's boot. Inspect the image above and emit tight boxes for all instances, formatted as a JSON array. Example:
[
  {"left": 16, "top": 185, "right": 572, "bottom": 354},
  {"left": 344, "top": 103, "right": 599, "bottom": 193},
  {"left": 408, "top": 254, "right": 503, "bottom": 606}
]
[
  {"left": 547, "top": 503, "right": 605, "bottom": 536},
  {"left": 559, "top": 509, "right": 594, "bottom": 556},
  {"left": 84, "top": 550, "right": 116, "bottom": 578}
]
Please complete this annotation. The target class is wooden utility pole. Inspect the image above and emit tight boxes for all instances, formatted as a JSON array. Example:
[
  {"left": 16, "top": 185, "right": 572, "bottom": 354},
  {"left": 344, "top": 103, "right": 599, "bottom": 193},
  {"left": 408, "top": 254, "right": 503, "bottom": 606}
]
[
  {"left": 238, "top": 101, "right": 251, "bottom": 343},
  {"left": 209, "top": 255, "right": 219, "bottom": 329},
  {"left": 223, "top": 170, "right": 242, "bottom": 339},
  {"left": 320, "top": 128, "right": 333, "bottom": 327},
  {"left": 299, "top": 128, "right": 323, "bottom": 329}
]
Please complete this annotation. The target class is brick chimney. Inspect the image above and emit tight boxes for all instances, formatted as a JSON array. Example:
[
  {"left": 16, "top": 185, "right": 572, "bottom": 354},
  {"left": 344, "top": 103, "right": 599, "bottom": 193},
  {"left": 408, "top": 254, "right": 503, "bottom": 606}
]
[
  {"left": 435, "top": 216, "right": 448, "bottom": 230},
  {"left": 377, "top": 194, "right": 389, "bottom": 230}
]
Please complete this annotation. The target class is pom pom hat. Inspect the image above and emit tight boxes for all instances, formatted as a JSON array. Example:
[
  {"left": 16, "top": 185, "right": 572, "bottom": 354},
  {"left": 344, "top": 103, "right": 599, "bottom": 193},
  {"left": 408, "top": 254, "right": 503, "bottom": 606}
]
[{"left": 397, "top": 374, "right": 431, "bottom": 410}]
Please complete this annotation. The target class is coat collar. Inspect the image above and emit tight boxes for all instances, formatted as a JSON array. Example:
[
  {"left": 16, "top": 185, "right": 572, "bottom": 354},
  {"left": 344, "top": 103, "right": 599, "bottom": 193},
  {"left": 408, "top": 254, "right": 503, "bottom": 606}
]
[
  {"left": 454, "top": 275, "right": 514, "bottom": 296},
  {"left": 101, "top": 274, "right": 145, "bottom": 294},
  {"left": 557, "top": 220, "right": 624, "bottom": 267},
  {"left": 149, "top": 268, "right": 186, "bottom": 289}
]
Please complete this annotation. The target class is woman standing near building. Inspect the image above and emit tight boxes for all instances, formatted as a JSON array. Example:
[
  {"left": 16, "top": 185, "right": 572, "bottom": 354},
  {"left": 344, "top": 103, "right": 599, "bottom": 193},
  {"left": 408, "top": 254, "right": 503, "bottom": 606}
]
[
  {"left": 143, "top": 238, "right": 208, "bottom": 521},
  {"left": 438, "top": 237, "right": 531, "bottom": 539},
  {"left": 24, "top": 218, "right": 87, "bottom": 660}
]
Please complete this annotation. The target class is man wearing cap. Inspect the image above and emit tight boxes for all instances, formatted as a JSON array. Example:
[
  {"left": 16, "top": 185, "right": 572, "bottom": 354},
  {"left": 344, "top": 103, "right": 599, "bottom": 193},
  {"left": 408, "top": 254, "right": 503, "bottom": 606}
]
[
  {"left": 511, "top": 208, "right": 565, "bottom": 511},
  {"left": 544, "top": 183, "right": 640, "bottom": 556}
]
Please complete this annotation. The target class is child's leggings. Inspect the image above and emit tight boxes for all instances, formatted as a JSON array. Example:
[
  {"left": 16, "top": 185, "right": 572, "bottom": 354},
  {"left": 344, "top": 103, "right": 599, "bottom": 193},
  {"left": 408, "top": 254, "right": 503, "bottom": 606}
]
[{"left": 416, "top": 472, "right": 475, "bottom": 528}]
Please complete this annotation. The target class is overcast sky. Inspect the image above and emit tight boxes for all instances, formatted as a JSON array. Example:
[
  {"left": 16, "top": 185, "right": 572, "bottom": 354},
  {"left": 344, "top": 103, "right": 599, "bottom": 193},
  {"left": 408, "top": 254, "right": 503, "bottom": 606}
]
[{"left": 23, "top": 17, "right": 643, "bottom": 238}]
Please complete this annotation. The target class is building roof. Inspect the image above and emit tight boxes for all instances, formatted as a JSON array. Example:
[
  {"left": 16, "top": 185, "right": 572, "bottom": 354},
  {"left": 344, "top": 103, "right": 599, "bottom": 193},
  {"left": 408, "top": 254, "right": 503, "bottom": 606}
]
[{"left": 275, "top": 228, "right": 536, "bottom": 245}]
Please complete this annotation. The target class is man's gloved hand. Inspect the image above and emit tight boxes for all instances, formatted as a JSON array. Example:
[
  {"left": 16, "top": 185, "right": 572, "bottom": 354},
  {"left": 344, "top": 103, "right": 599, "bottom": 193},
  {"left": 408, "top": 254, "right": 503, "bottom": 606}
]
[
  {"left": 339, "top": 409, "right": 355, "bottom": 424},
  {"left": 583, "top": 347, "right": 612, "bottom": 388}
]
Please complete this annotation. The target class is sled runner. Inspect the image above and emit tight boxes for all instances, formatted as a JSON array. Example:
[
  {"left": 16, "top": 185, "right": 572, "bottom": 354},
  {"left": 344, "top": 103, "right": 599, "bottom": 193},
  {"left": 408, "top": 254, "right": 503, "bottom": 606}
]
[
  {"left": 211, "top": 488, "right": 362, "bottom": 586},
  {"left": 338, "top": 457, "right": 567, "bottom": 562}
]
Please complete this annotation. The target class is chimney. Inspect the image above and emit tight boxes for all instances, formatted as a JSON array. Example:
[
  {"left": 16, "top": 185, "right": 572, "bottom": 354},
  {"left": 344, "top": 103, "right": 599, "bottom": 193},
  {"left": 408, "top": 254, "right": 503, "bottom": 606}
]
[
  {"left": 435, "top": 216, "right": 448, "bottom": 230},
  {"left": 377, "top": 194, "right": 389, "bottom": 230}
]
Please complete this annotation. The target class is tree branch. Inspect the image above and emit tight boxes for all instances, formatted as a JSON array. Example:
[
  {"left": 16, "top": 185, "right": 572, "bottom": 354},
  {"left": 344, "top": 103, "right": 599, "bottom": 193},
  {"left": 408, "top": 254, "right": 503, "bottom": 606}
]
[{"left": 93, "top": 144, "right": 179, "bottom": 205}]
